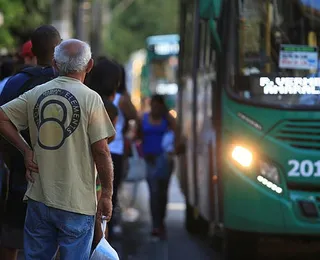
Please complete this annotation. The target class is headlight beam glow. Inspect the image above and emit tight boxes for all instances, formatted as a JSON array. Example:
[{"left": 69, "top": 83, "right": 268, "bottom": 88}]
[{"left": 231, "top": 145, "right": 253, "bottom": 167}]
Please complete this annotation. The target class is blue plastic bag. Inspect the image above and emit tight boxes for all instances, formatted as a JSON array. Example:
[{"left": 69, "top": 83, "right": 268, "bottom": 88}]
[
  {"left": 125, "top": 143, "right": 146, "bottom": 182},
  {"left": 90, "top": 220, "right": 120, "bottom": 260},
  {"left": 161, "top": 130, "right": 175, "bottom": 153}
]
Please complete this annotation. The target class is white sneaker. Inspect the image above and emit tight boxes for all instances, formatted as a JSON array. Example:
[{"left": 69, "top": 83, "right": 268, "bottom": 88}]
[{"left": 122, "top": 207, "right": 140, "bottom": 223}]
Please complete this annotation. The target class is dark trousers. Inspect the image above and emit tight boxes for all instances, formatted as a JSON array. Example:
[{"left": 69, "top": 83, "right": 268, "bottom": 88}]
[
  {"left": 146, "top": 155, "right": 173, "bottom": 229},
  {"left": 109, "top": 153, "right": 124, "bottom": 235}
]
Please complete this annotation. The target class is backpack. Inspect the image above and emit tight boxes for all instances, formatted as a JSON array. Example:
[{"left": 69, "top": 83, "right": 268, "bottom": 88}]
[
  {"left": 1, "top": 66, "right": 55, "bottom": 190},
  {"left": 14, "top": 66, "right": 55, "bottom": 142},
  {"left": 16, "top": 66, "right": 55, "bottom": 97}
]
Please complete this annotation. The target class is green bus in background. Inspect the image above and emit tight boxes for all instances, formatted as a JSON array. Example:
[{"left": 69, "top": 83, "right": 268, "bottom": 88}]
[
  {"left": 140, "top": 34, "right": 179, "bottom": 113},
  {"left": 177, "top": 0, "right": 320, "bottom": 258}
]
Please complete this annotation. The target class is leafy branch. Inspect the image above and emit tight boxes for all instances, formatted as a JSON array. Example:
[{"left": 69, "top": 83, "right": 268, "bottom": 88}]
[{"left": 112, "top": 0, "right": 136, "bottom": 17}]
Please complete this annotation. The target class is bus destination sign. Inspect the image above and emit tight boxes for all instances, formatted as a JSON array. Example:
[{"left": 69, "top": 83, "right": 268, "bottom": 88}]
[
  {"left": 279, "top": 44, "right": 318, "bottom": 70},
  {"left": 151, "top": 43, "right": 180, "bottom": 56}
]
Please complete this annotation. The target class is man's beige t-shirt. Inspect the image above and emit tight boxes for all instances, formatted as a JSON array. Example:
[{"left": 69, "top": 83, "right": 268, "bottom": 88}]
[{"left": 1, "top": 76, "right": 115, "bottom": 215}]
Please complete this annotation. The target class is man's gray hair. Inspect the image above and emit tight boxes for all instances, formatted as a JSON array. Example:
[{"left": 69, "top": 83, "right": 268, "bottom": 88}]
[{"left": 54, "top": 39, "right": 92, "bottom": 75}]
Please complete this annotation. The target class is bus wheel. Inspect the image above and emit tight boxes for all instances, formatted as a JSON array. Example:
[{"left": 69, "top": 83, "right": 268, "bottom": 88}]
[
  {"left": 222, "top": 229, "right": 258, "bottom": 260},
  {"left": 185, "top": 202, "right": 198, "bottom": 234}
]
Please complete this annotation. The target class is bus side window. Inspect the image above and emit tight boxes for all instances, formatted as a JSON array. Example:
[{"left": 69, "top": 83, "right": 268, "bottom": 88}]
[
  {"left": 198, "top": 20, "right": 206, "bottom": 69},
  {"left": 199, "top": 19, "right": 215, "bottom": 70},
  {"left": 206, "top": 22, "right": 213, "bottom": 67},
  {"left": 183, "top": 3, "right": 194, "bottom": 75}
]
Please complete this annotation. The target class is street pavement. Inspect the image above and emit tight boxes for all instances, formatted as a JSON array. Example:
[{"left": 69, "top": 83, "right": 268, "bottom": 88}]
[
  {"left": 16, "top": 168, "right": 320, "bottom": 259},
  {"left": 111, "top": 175, "right": 219, "bottom": 260},
  {"left": 115, "top": 177, "right": 320, "bottom": 260}
]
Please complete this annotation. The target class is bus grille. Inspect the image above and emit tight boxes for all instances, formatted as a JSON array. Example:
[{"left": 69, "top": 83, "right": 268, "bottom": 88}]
[{"left": 270, "top": 120, "right": 320, "bottom": 150}]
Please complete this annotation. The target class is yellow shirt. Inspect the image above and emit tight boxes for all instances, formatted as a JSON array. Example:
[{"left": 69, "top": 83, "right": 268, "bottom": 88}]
[{"left": 1, "top": 76, "right": 115, "bottom": 215}]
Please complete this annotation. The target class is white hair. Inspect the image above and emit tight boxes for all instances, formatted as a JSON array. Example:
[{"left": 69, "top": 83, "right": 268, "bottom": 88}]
[{"left": 54, "top": 39, "right": 92, "bottom": 75}]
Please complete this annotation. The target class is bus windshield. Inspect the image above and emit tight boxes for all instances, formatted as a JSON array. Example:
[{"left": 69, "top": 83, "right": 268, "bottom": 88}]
[{"left": 231, "top": 0, "right": 320, "bottom": 108}]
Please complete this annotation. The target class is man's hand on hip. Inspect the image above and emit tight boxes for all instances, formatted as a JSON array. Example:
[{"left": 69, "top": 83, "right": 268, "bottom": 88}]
[{"left": 24, "top": 149, "right": 38, "bottom": 183}]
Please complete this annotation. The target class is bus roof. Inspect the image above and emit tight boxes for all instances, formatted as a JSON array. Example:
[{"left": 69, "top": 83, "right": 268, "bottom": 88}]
[{"left": 146, "top": 34, "right": 180, "bottom": 45}]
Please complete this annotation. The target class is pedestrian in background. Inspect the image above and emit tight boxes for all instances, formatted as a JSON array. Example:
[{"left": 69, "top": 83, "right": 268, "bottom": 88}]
[
  {"left": 86, "top": 56, "right": 120, "bottom": 125},
  {"left": 0, "top": 25, "right": 61, "bottom": 260},
  {"left": 0, "top": 39, "right": 115, "bottom": 260},
  {"left": 137, "top": 94, "right": 176, "bottom": 240},
  {"left": 86, "top": 56, "right": 122, "bottom": 249},
  {"left": 108, "top": 64, "right": 138, "bottom": 238}
]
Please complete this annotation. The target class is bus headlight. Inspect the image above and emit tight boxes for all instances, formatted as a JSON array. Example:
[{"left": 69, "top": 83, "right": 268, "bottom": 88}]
[
  {"left": 169, "top": 109, "right": 177, "bottom": 118},
  {"left": 259, "top": 161, "right": 280, "bottom": 185},
  {"left": 231, "top": 146, "right": 253, "bottom": 167}
]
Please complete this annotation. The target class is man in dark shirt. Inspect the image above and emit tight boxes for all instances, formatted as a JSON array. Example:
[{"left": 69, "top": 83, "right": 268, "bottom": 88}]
[{"left": 0, "top": 25, "right": 61, "bottom": 260}]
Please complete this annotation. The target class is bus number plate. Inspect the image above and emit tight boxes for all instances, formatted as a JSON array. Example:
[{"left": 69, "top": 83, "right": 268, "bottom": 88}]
[{"left": 288, "top": 160, "right": 320, "bottom": 177}]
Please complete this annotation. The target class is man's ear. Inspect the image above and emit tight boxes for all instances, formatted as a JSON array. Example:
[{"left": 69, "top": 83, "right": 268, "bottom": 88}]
[{"left": 86, "top": 59, "right": 94, "bottom": 73}]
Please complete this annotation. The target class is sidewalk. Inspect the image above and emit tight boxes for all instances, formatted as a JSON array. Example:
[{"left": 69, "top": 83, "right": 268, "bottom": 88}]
[{"left": 115, "top": 175, "right": 218, "bottom": 260}]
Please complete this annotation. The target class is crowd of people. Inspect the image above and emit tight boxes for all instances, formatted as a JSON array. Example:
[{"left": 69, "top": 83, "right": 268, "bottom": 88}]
[{"left": 0, "top": 24, "right": 177, "bottom": 260}]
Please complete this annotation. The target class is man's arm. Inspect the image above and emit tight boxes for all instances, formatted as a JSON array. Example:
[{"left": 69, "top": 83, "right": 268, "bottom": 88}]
[
  {"left": 119, "top": 92, "right": 138, "bottom": 121},
  {"left": 88, "top": 94, "right": 116, "bottom": 220},
  {"left": 167, "top": 113, "right": 177, "bottom": 132},
  {"left": 167, "top": 112, "right": 184, "bottom": 154},
  {"left": 91, "top": 139, "right": 113, "bottom": 199},
  {"left": 0, "top": 107, "right": 38, "bottom": 178},
  {"left": 0, "top": 74, "right": 25, "bottom": 163},
  {"left": 0, "top": 109, "right": 30, "bottom": 155}
]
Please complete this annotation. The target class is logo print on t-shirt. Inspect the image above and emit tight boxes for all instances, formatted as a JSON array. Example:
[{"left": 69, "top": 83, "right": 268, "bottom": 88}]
[{"left": 33, "top": 88, "right": 81, "bottom": 150}]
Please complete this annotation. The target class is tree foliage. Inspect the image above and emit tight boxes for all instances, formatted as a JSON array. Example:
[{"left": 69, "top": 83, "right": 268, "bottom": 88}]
[
  {"left": 106, "top": 0, "right": 179, "bottom": 63},
  {"left": 0, "top": 0, "right": 50, "bottom": 51},
  {"left": 0, "top": 0, "right": 179, "bottom": 61}
]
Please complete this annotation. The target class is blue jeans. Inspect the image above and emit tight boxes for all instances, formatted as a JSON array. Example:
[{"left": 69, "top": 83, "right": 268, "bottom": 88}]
[
  {"left": 24, "top": 200, "right": 94, "bottom": 260},
  {"left": 146, "top": 154, "right": 174, "bottom": 229}
]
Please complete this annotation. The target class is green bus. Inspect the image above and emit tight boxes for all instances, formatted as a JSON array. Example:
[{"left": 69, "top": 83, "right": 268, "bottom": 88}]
[
  {"left": 177, "top": 0, "right": 320, "bottom": 258},
  {"left": 140, "top": 34, "right": 179, "bottom": 112}
]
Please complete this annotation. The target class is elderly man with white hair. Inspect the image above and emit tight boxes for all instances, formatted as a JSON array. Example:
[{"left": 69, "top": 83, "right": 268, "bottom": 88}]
[{"left": 0, "top": 39, "right": 115, "bottom": 260}]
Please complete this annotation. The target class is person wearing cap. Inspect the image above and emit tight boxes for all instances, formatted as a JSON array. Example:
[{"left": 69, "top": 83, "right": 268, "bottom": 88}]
[
  {"left": 0, "top": 25, "right": 61, "bottom": 260},
  {"left": 20, "top": 40, "right": 37, "bottom": 67}
]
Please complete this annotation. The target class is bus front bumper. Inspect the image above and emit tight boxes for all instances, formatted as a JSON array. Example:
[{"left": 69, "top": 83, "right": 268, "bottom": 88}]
[{"left": 224, "top": 163, "right": 320, "bottom": 236}]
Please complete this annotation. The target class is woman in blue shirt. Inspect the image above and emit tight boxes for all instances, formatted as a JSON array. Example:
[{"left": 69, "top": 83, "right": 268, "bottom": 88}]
[{"left": 139, "top": 94, "right": 176, "bottom": 240}]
